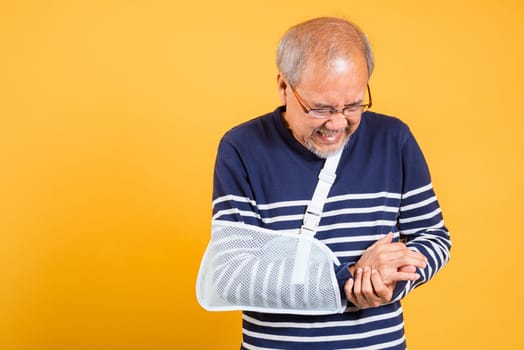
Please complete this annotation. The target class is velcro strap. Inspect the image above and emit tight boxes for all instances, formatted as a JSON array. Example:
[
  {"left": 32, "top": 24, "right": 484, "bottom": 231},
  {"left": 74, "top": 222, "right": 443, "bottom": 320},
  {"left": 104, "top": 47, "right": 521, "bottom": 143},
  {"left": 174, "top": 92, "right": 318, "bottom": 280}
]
[{"left": 318, "top": 170, "right": 336, "bottom": 184}]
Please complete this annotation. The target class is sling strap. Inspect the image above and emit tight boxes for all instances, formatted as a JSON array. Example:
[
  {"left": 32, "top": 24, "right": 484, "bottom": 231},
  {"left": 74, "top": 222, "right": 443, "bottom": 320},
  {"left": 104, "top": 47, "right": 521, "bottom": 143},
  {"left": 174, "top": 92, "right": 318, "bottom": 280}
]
[{"left": 291, "top": 148, "right": 344, "bottom": 284}]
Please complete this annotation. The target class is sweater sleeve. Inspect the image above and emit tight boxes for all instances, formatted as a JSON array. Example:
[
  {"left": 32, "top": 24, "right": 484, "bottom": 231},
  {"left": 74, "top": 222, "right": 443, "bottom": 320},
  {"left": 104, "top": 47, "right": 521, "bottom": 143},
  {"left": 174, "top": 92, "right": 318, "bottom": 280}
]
[
  {"left": 211, "top": 138, "right": 262, "bottom": 225},
  {"left": 390, "top": 130, "right": 451, "bottom": 301}
]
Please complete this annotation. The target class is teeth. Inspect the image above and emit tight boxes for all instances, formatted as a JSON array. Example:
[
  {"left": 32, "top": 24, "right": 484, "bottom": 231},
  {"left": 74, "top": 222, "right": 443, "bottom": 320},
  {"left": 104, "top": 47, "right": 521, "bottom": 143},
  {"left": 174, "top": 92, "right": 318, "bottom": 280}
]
[{"left": 318, "top": 129, "right": 339, "bottom": 137}]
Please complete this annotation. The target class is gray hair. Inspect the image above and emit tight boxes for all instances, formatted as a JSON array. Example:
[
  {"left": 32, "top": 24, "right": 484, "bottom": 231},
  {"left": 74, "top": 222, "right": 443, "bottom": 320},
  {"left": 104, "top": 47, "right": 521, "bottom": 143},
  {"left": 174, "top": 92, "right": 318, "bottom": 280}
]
[{"left": 276, "top": 17, "right": 374, "bottom": 86}]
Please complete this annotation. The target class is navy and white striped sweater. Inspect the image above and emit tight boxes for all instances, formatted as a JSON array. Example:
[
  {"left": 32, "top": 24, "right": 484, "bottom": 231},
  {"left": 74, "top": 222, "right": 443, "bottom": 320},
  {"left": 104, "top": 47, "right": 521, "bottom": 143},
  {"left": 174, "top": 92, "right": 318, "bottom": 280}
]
[{"left": 211, "top": 106, "right": 451, "bottom": 349}]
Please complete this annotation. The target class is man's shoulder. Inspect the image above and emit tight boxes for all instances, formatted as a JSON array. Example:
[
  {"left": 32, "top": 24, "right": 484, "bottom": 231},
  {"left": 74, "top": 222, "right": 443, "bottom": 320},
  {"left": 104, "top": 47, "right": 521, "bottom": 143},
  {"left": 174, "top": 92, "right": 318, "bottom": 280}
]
[
  {"left": 363, "top": 111, "right": 408, "bottom": 129},
  {"left": 362, "top": 111, "right": 411, "bottom": 138},
  {"left": 222, "top": 108, "right": 281, "bottom": 144}
]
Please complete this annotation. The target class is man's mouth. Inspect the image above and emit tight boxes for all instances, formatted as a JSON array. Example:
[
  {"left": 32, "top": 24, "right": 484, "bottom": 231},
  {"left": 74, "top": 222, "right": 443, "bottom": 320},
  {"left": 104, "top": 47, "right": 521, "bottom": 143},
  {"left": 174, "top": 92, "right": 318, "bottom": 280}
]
[{"left": 315, "top": 128, "right": 344, "bottom": 142}]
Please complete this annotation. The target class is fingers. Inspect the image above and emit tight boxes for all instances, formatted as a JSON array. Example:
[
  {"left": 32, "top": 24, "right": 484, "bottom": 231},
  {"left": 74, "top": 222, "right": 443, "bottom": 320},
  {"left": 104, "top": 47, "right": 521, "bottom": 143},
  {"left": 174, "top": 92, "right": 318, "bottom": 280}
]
[
  {"left": 360, "top": 242, "right": 426, "bottom": 271},
  {"left": 352, "top": 268, "right": 366, "bottom": 307},
  {"left": 389, "top": 254, "right": 427, "bottom": 270},
  {"left": 398, "top": 265, "right": 417, "bottom": 273},
  {"left": 345, "top": 267, "right": 395, "bottom": 309},
  {"left": 344, "top": 277, "right": 357, "bottom": 305},
  {"left": 390, "top": 270, "right": 421, "bottom": 282},
  {"left": 378, "top": 232, "right": 394, "bottom": 245},
  {"left": 345, "top": 268, "right": 368, "bottom": 308},
  {"left": 372, "top": 245, "right": 427, "bottom": 269},
  {"left": 368, "top": 232, "right": 394, "bottom": 249},
  {"left": 371, "top": 270, "right": 391, "bottom": 301},
  {"left": 370, "top": 269, "right": 393, "bottom": 303},
  {"left": 358, "top": 267, "right": 373, "bottom": 307},
  {"left": 347, "top": 233, "right": 429, "bottom": 308}
]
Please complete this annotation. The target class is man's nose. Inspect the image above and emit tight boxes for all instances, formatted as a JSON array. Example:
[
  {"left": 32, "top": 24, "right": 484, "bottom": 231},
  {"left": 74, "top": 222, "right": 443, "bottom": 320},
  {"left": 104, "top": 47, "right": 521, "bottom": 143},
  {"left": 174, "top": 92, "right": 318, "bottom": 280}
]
[{"left": 324, "top": 112, "right": 349, "bottom": 130}]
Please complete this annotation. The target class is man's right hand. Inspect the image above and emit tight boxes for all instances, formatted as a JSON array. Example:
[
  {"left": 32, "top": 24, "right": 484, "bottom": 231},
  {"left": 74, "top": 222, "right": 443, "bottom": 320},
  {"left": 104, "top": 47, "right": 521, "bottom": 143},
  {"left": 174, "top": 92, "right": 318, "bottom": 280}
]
[
  {"left": 344, "top": 232, "right": 426, "bottom": 308},
  {"left": 351, "top": 232, "right": 426, "bottom": 285}
]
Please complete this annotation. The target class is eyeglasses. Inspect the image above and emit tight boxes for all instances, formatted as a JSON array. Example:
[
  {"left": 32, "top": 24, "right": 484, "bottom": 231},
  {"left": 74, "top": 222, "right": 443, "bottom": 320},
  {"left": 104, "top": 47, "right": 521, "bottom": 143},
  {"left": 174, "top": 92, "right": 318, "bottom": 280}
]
[{"left": 289, "top": 83, "right": 372, "bottom": 119}]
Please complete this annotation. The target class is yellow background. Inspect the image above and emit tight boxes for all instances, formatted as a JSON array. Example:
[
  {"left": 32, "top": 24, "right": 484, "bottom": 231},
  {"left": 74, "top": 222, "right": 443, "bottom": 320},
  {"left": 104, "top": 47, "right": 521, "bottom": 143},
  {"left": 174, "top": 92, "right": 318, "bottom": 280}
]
[{"left": 1, "top": 0, "right": 523, "bottom": 349}]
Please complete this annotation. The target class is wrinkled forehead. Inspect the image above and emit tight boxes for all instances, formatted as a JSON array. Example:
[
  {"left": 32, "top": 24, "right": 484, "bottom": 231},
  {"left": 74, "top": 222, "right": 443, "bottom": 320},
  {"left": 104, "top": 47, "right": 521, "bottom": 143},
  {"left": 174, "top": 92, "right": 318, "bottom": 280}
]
[{"left": 299, "top": 52, "right": 369, "bottom": 86}]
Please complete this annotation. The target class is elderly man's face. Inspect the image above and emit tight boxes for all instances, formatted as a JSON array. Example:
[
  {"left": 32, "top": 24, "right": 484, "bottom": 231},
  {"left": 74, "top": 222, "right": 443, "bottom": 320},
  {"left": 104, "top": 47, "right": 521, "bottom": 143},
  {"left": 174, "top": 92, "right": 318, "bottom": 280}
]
[{"left": 278, "top": 55, "right": 369, "bottom": 158}]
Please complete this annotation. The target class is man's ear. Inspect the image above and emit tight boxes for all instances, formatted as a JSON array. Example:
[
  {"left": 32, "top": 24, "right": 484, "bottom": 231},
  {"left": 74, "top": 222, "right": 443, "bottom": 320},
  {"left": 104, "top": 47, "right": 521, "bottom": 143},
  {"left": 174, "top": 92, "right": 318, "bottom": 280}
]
[{"left": 276, "top": 73, "right": 287, "bottom": 105}]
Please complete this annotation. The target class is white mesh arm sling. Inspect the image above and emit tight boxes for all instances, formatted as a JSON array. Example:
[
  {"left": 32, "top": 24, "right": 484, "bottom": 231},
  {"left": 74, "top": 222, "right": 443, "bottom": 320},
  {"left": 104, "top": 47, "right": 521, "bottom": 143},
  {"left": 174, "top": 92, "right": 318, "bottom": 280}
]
[{"left": 196, "top": 150, "right": 345, "bottom": 315}]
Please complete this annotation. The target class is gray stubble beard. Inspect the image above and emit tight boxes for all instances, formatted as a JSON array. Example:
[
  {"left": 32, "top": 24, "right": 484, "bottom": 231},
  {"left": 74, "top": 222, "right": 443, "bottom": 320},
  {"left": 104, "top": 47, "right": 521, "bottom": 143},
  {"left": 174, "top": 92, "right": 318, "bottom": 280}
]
[{"left": 305, "top": 132, "right": 351, "bottom": 159}]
